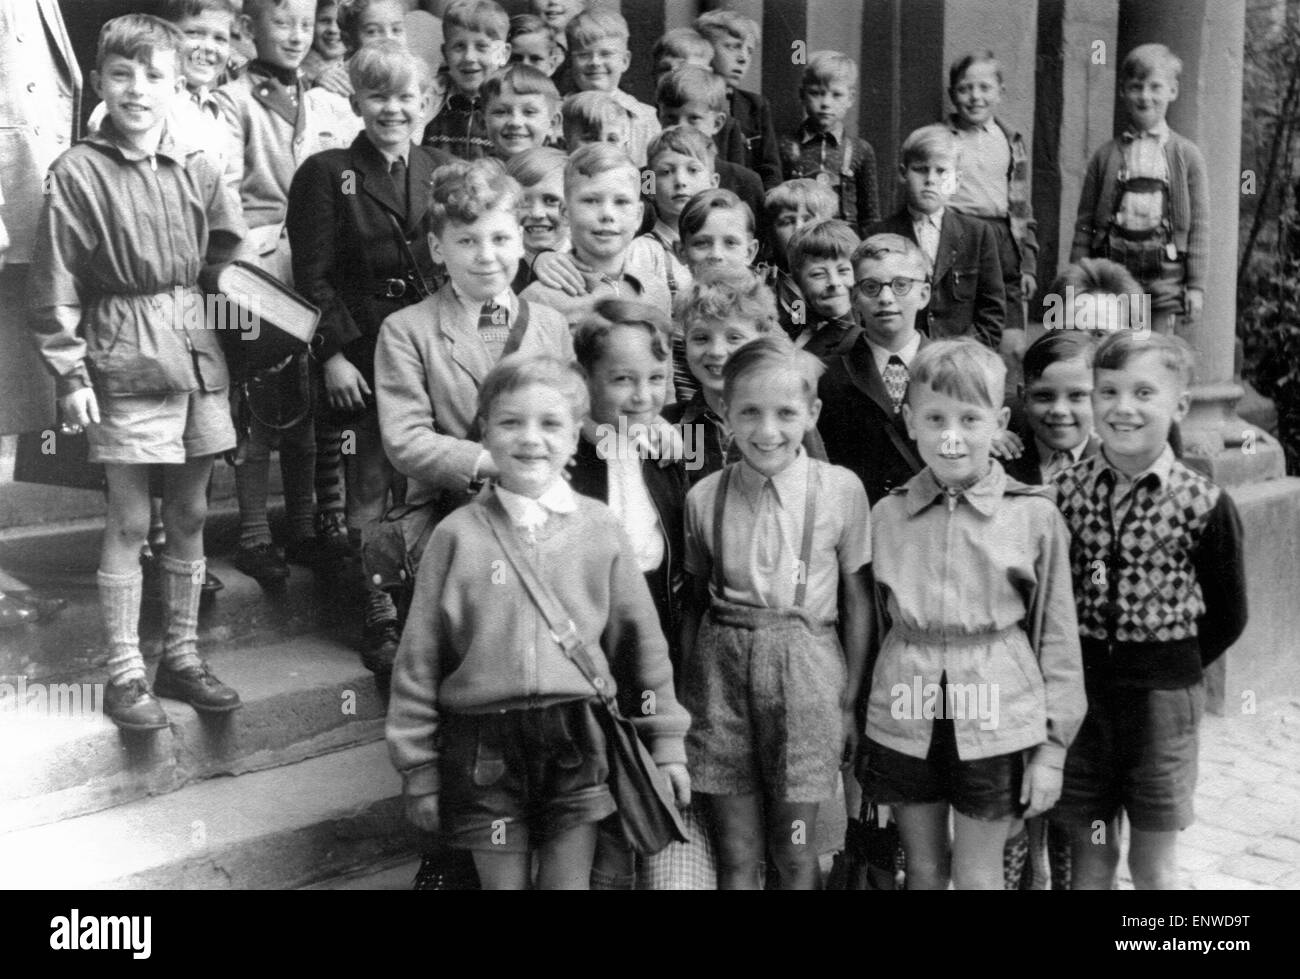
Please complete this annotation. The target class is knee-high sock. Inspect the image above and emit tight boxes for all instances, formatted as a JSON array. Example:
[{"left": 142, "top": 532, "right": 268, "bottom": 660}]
[
  {"left": 159, "top": 554, "right": 204, "bottom": 671},
  {"left": 99, "top": 569, "right": 146, "bottom": 684}
]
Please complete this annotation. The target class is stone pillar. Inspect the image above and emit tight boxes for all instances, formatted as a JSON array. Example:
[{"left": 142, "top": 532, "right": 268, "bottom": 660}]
[
  {"left": 1116, "top": 0, "right": 1285, "bottom": 482},
  {"left": 1033, "top": 0, "right": 1119, "bottom": 305}
]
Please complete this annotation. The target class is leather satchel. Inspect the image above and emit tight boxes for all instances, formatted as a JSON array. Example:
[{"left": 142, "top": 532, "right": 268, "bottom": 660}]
[{"left": 483, "top": 494, "right": 690, "bottom": 856}]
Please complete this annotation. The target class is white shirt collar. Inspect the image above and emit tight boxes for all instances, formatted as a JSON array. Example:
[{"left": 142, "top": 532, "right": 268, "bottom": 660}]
[
  {"left": 1035, "top": 435, "right": 1089, "bottom": 468},
  {"left": 651, "top": 219, "right": 679, "bottom": 247},
  {"left": 495, "top": 479, "right": 579, "bottom": 530},
  {"left": 909, "top": 206, "right": 944, "bottom": 229},
  {"left": 864, "top": 332, "right": 922, "bottom": 378},
  {"left": 733, "top": 446, "right": 808, "bottom": 509}
]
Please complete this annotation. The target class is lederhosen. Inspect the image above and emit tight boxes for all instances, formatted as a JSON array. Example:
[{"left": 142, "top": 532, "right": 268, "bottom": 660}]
[
  {"left": 1101, "top": 139, "right": 1182, "bottom": 317},
  {"left": 683, "top": 463, "right": 846, "bottom": 803}
]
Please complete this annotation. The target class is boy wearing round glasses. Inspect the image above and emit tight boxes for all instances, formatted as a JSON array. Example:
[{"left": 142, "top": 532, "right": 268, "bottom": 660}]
[{"left": 817, "top": 233, "right": 932, "bottom": 505}]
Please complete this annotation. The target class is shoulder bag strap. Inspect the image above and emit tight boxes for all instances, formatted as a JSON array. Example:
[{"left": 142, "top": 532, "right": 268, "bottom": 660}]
[{"left": 501, "top": 298, "right": 532, "bottom": 358}]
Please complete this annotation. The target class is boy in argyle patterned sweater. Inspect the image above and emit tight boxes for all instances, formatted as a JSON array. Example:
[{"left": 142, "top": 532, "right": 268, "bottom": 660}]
[{"left": 1049, "top": 330, "right": 1246, "bottom": 890}]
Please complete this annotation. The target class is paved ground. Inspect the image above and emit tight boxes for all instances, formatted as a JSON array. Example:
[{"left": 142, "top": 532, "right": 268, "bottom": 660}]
[
  {"left": 313, "top": 696, "right": 1300, "bottom": 890},
  {"left": 1170, "top": 695, "right": 1300, "bottom": 890}
]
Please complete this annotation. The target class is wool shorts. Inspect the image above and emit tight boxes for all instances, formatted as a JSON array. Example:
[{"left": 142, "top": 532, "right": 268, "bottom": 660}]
[
  {"left": 858, "top": 713, "right": 1027, "bottom": 822},
  {"left": 684, "top": 599, "right": 845, "bottom": 803},
  {"left": 1051, "top": 681, "right": 1204, "bottom": 833},
  {"left": 438, "top": 698, "right": 616, "bottom": 853},
  {"left": 88, "top": 388, "right": 236, "bottom": 465}
]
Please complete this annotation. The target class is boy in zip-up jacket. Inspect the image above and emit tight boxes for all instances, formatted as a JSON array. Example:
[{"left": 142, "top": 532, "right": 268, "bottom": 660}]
[
  {"left": 29, "top": 14, "right": 246, "bottom": 730},
  {"left": 387, "top": 353, "right": 690, "bottom": 890}
]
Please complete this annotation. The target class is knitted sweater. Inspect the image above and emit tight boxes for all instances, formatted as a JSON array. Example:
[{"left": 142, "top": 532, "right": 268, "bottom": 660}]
[
  {"left": 1054, "top": 453, "right": 1247, "bottom": 688},
  {"left": 386, "top": 488, "right": 690, "bottom": 799},
  {"left": 1069, "top": 129, "right": 1209, "bottom": 291}
]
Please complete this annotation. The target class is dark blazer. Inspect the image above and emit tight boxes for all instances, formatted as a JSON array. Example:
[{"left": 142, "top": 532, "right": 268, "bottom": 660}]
[
  {"left": 287, "top": 134, "right": 454, "bottom": 383},
  {"left": 567, "top": 434, "right": 688, "bottom": 671},
  {"left": 869, "top": 208, "right": 1006, "bottom": 351},
  {"left": 714, "top": 116, "right": 750, "bottom": 171},
  {"left": 727, "top": 86, "right": 782, "bottom": 190},
  {"left": 716, "top": 159, "right": 766, "bottom": 229},
  {"left": 818, "top": 333, "right": 928, "bottom": 505}
]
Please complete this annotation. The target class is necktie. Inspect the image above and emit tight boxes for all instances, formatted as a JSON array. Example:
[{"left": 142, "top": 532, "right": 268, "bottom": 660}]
[
  {"left": 478, "top": 299, "right": 509, "bottom": 360},
  {"left": 390, "top": 156, "right": 408, "bottom": 216},
  {"left": 883, "top": 356, "right": 909, "bottom": 413},
  {"left": 917, "top": 216, "right": 939, "bottom": 265}
]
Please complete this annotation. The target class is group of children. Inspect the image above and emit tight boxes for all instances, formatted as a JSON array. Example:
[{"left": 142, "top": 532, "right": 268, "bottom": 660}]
[{"left": 25, "top": 0, "right": 1245, "bottom": 891}]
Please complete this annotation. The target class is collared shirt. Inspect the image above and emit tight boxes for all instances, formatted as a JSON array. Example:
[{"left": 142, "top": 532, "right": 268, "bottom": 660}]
[
  {"left": 864, "top": 332, "right": 923, "bottom": 379},
  {"left": 1117, "top": 120, "right": 1170, "bottom": 233},
  {"left": 949, "top": 119, "right": 1011, "bottom": 217},
  {"left": 1100, "top": 443, "right": 1175, "bottom": 526},
  {"left": 1034, "top": 435, "right": 1090, "bottom": 481},
  {"left": 778, "top": 118, "right": 881, "bottom": 232},
  {"left": 496, "top": 479, "right": 579, "bottom": 533},
  {"left": 600, "top": 440, "right": 666, "bottom": 573},
  {"left": 375, "top": 142, "right": 410, "bottom": 170},
  {"left": 909, "top": 207, "right": 944, "bottom": 264},
  {"left": 683, "top": 452, "right": 871, "bottom": 619}
]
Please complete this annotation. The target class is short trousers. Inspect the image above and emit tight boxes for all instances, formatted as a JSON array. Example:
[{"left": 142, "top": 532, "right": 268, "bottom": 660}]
[
  {"left": 1051, "top": 681, "right": 1203, "bottom": 833},
  {"left": 438, "top": 698, "right": 616, "bottom": 853},
  {"left": 88, "top": 387, "right": 237, "bottom": 465},
  {"left": 859, "top": 712, "right": 1026, "bottom": 822},
  {"left": 683, "top": 600, "right": 845, "bottom": 803}
]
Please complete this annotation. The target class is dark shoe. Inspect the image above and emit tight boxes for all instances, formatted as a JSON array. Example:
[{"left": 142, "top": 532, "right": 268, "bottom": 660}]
[
  {"left": 234, "top": 542, "right": 290, "bottom": 583},
  {"left": 362, "top": 620, "right": 400, "bottom": 674},
  {"left": 154, "top": 660, "right": 242, "bottom": 713},
  {"left": 104, "top": 677, "right": 170, "bottom": 731},
  {"left": 284, "top": 535, "right": 327, "bottom": 567}
]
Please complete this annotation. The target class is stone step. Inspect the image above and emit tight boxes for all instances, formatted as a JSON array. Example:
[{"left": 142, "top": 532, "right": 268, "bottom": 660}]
[
  {"left": 0, "top": 633, "right": 387, "bottom": 834},
  {"left": 1, "top": 740, "right": 415, "bottom": 889},
  {"left": 0, "top": 506, "right": 361, "bottom": 683}
]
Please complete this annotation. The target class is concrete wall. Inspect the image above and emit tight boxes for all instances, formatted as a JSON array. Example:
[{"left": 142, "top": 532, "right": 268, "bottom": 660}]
[{"left": 1209, "top": 480, "right": 1300, "bottom": 714}]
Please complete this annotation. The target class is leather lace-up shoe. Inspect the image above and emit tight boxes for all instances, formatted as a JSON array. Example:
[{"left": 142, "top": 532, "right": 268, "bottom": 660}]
[{"left": 154, "top": 660, "right": 243, "bottom": 713}]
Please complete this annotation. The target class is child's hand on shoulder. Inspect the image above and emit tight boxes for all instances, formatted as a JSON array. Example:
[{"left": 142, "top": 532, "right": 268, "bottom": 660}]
[
  {"left": 659, "top": 763, "right": 691, "bottom": 808},
  {"left": 60, "top": 388, "right": 100, "bottom": 431},
  {"left": 645, "top": 416, "right": 684, "bottom": 462},
  {"left": 1185, "top": 287, "right": 1204, "bottom": 323},
  {"left": 1019, "top": 759, "right": 1063, "bottom": 818},
  {"left": 990, "top": 429, "right": 1024, "bottom": 460},
  {"left": 532, "top": 251, "right": 587, "bottom": 296},
  {"left": 405, "top": 793, "right": 441, "bottom": 833}
]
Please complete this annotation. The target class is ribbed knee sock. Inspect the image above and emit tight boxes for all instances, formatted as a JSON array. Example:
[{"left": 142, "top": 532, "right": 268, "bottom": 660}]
[
  {"left": 159, "top": 554, "right": 204, "bottom": 671},
  {"left": 98, "top": 569, "right": 146, "bottom": 684}
]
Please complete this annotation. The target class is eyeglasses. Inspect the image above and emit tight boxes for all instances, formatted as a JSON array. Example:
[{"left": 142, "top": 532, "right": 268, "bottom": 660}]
[{"left": 855, "top": 276, "right": 929, "bottom": 298}]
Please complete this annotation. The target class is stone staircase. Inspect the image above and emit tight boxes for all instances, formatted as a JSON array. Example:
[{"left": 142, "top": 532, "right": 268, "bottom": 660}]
[{"left": 0, "top": 507, "right": 420, "bottom": 889}]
